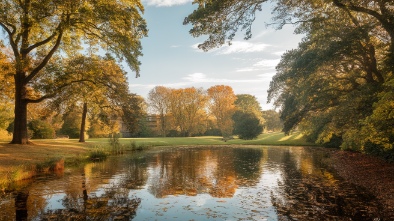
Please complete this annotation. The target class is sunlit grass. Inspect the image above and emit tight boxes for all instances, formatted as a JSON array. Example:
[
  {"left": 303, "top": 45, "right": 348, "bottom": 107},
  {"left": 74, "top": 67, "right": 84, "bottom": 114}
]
[{"left": 85, "top": 131, "right": 314, "bottom": 147}]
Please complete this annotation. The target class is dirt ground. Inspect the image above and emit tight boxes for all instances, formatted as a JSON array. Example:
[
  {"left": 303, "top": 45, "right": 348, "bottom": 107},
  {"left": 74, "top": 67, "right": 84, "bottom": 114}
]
[{"left": 328, "top": 149, "right": 394, "bottom": 219}]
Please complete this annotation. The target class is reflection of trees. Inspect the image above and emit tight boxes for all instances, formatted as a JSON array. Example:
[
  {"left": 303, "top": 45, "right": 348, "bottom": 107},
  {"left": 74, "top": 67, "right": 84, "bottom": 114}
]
[
  {"left": 148, "top": 147, "right": 263, "bottom": 198},
  {"left": 272, "top": 149, "right": 384, "bottom": 220},
  {"left": 15, "top": 190, "right": 29, "bottom": 221},
  {"left": 38, "top": 157, "right": 146, "bottom": 220},
  {"left": 233, "top": 148, "right": 263, "bottom": 186}
]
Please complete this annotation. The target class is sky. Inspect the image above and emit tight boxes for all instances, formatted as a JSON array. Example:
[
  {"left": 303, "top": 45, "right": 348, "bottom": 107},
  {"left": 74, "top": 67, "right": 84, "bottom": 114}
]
[{"left": 127, "top": 0, "right": 304, "bottom": 110}]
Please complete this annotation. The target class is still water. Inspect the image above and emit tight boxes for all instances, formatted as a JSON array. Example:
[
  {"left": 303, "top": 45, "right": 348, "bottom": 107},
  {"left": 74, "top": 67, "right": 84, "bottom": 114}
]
[{"left": 0, "top": 146, "right": 384, "bottom": 220}]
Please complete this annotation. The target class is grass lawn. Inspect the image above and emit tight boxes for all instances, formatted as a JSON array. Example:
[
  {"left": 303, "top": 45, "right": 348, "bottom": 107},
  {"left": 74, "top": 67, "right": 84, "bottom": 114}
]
[{"left": 85, "top": 131, "right": 314, "bottom": 147}]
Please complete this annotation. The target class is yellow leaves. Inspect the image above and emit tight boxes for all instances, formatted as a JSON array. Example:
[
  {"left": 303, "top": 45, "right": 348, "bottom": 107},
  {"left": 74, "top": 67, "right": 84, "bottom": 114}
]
[{"left": 207, "top": 85, "right": 236, "bottom": 136}]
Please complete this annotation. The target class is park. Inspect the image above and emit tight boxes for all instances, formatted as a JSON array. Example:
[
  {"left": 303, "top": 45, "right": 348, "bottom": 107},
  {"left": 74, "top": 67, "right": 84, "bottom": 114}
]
[{"left": 1, "top": 0, "right": 394, "bottom": 220}]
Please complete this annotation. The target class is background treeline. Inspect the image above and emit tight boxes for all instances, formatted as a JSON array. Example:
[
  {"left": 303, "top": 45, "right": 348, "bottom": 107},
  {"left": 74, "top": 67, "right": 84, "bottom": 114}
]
[
  {"left": 147, "top": 85, "right": 282, "bottom": 139},
  {"left": 0, "top": 67, "right": 282, "bottom": 139}
]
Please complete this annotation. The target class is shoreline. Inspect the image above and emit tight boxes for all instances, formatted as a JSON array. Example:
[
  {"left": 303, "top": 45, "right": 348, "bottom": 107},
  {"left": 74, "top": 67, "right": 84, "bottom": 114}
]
[{"left": 1, "top": 140, "right": 393, "bottom": 218}]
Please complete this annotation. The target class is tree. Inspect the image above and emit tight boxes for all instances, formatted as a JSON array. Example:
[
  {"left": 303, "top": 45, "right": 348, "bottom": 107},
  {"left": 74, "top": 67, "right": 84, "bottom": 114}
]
[
  {"left": 262, "top": 110, "right": 282, "bottom": 132},
  {"left": 0, "top": 46, "right": 14, "bottom": 131},
  {"left": 28, "top": 119, "right": 55, "bottom": 139},
  {"left": 121, "top": 94, "right": 148, "bottom": 137},
  {"left": 51, "top": 55, "right": 131, "bottom": 142},
  {"left": 232, "top": 111, "right": 263, "bottom": 140},
  {"left": 207, "top": 85, "right": 236, "bottom": 138},
  {"left": 59, "top": 108, "right": 81, "bottom": 139},
  {"left": 267, "top": 2, "right": 390, "bottom": 149},
  {"left": 167, "top": 87, "right": 207, "bottom": 137},
  {"left": 148, "top": 86, "right": 171, "bottom": 137},
  {"left": 185, "top": 0, "right": 394, "bottom": 68},
  {"left": 0, "top": 0, "right": 147, "bottom": 144},
  {"left": 234, "top": 94, "right": 264, "bottom": 124},
  {"left": 185, "top": 0, "right": 394, "bottom": 155}
]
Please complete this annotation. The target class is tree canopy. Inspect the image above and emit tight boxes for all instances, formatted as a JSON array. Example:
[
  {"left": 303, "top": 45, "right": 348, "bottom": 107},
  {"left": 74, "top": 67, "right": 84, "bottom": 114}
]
[
  {"left": 185, "top": 0, "right": 394, "bottom": 154},
  {"left": 207, "top": 85, "right": 237, "bottom": 138}
]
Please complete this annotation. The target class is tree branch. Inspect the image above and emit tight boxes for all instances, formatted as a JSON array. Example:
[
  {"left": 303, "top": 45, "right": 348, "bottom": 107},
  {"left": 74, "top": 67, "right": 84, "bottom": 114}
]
[
  {"left": 24, "top": 79, "right": 98, "bottom": 103},
  {"left": 22, "top": 31, "right": 58, "bottom": 54},
  {"left": 0, "top": 22, "right": 20, "bottom": 58},
  {"left": 25, "top": 30, "right": 63, "bottom": 83}
]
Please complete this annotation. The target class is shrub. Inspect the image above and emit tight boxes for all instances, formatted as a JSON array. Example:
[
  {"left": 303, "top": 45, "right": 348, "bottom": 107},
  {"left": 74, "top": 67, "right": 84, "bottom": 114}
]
[
  {"left": 232, "top": 111, "right": 263, "bottom": 140},
  {"left": 28, "top": 119, "right": 55, "bottom": 139},
  {"left": 89, "top": 147, "right": 107, "bottom": 161}
]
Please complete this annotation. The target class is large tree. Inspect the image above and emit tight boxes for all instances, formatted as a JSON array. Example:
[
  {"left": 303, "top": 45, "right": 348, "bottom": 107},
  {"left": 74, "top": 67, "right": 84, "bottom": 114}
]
[
  {"left": 48, "top": 54, "right": 131, "bottom": 142},
  {"left": 267, "top": 2, "right": 389, "bottom": 149},
  {"left": 185, "top": 0, "right": 394, "bottom": 153},
  {"left": 0, "top": 0, "right": 147, "bottom": 144},
  {"left": 207, "top": 85, "right": 236, "bottom": 138},
  {"left": 148, "top": 86, "right": 171, "bottom": 137},
  {"left": 234, "top": 94, "right": 264, "bottom": 124},
  {"left": 167, "top": 87, "right": 207, "bottom": 137}
]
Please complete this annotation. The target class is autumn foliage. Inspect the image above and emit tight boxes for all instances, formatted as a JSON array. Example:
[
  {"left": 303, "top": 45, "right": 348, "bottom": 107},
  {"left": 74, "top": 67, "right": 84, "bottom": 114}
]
[{"left": 148, "top": 85, "right": 264, "bottom": 138}]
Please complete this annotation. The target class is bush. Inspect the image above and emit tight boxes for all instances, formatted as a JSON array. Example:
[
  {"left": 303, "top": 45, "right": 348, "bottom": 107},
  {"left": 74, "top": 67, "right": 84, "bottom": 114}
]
[
  {"left": 322, "top": 134, "right": 343, "bottom": 149},
  {"left": 364, "top": 141, "right": 394, "bottom": 162},
  {"left": 204, "top": 128, "right": 222, "bottom": 136},
  {"left": 28, "top": 119, "right": 55, "bottom": 139},
  {"left": 89, "top": 147, "right": 107, "bottom": 161},
  {"left": 232, "top": 111, "right": 263, "bottom": 140},
  {"left": 167, "top": 130, "right": 181, "bottom": 137}
]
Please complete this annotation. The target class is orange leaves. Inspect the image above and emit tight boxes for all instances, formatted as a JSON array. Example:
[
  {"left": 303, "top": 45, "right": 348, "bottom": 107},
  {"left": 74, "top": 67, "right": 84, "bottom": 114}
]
[
  {"left": 148, "top": 85, "right": 238, "bottom": 137},
  {"left": 207, "top": 85, "right": 237, "bottom": 137}
]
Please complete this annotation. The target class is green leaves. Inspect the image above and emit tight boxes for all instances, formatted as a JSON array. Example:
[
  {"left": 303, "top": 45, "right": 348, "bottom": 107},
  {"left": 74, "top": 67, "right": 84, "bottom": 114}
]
[{"left": 184, "top": 0, "right": 266, "bottom": 51}]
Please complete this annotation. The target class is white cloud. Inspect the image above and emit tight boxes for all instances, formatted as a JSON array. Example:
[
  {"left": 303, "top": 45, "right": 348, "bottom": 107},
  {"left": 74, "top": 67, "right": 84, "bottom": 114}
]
[
  {"left": 236, "top": 59, "right": 280, "bottom": 72},
  {"left": 182, "top": 72, "right": 263, "bottom": 84},
  {"left": 143, "top": 0, "right": 192, "bottom": 7},
  {"left": 272, "top": 51, "right": 286, "bottom": 56},
  {"left": 192, "top": 41, "right": 271, "bottom": 55},
  {"left": 254, "top": 59, "right": 280, "bottom": 68},
  {"left": 217, "top": 41, "right": 270, "bottom": 54}
]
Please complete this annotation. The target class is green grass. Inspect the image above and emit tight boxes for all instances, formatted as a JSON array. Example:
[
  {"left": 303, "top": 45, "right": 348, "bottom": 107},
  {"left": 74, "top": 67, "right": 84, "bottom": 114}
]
[
  {"left": 2, "top": 131, "right": 314, "bottom": 152},
  {"left": 84, "top": 131, "right": 315, "bottom": 148}
]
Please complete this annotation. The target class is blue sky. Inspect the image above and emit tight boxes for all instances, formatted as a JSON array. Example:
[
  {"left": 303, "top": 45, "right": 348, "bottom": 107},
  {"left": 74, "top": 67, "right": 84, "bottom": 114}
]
[{"left": 128, "top": 0, "right": 304, "bottom": 110}]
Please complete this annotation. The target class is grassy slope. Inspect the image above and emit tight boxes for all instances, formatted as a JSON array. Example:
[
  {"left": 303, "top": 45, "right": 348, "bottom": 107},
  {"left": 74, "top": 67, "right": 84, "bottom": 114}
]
[{"left": 86, "top": 131, "right": 314, "bottom": 147}]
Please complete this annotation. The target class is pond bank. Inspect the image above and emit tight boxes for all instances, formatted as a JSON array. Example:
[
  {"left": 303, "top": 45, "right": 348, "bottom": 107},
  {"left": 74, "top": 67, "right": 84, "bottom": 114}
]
[
  {"left": 0, "top": 141, "right": 89, "bottom": 189},
  {"left": 1, "top": 141, "right": 393, "bottom": 218},
  {"left": 327, "top": 149, "right": 394, "bottom": 218}
]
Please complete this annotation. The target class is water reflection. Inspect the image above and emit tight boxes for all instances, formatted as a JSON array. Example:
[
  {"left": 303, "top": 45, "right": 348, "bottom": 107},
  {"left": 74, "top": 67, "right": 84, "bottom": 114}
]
[
  {"left": 0, "top": 146, "right": 386, "bottom": 220},
  {"left": 147, "top": 147, "right": 263, "bottom": 198}
]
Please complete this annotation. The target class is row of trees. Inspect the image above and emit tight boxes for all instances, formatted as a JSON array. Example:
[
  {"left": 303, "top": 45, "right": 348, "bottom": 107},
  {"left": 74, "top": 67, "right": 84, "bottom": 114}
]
[
  {"left": 148, "top": 85, "right": 282, "bottom": 139},
  {"left": 0, "top": 51, "right": 146, "bottom": 141},
  {"left": 184, "top": 0, "right": 394, "bottom": 157}
]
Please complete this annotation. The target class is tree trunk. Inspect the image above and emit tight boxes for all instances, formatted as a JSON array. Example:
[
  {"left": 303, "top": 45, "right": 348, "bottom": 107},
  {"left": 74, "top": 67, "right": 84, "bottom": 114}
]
[
  {"left": 79, "top": 102, "right": 88, "bottom": 142},
  {"left": 160, "top": 113, "right": 166, "bottom": 137},
  {"left": 10, "top": 73, "right": 29, "bottom": 144}
]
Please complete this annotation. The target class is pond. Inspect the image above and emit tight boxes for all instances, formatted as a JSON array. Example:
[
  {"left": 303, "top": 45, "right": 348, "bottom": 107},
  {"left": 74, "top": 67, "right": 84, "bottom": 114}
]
[{"left": 0, "top": 146, "right": 385, "bottom": 220}]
